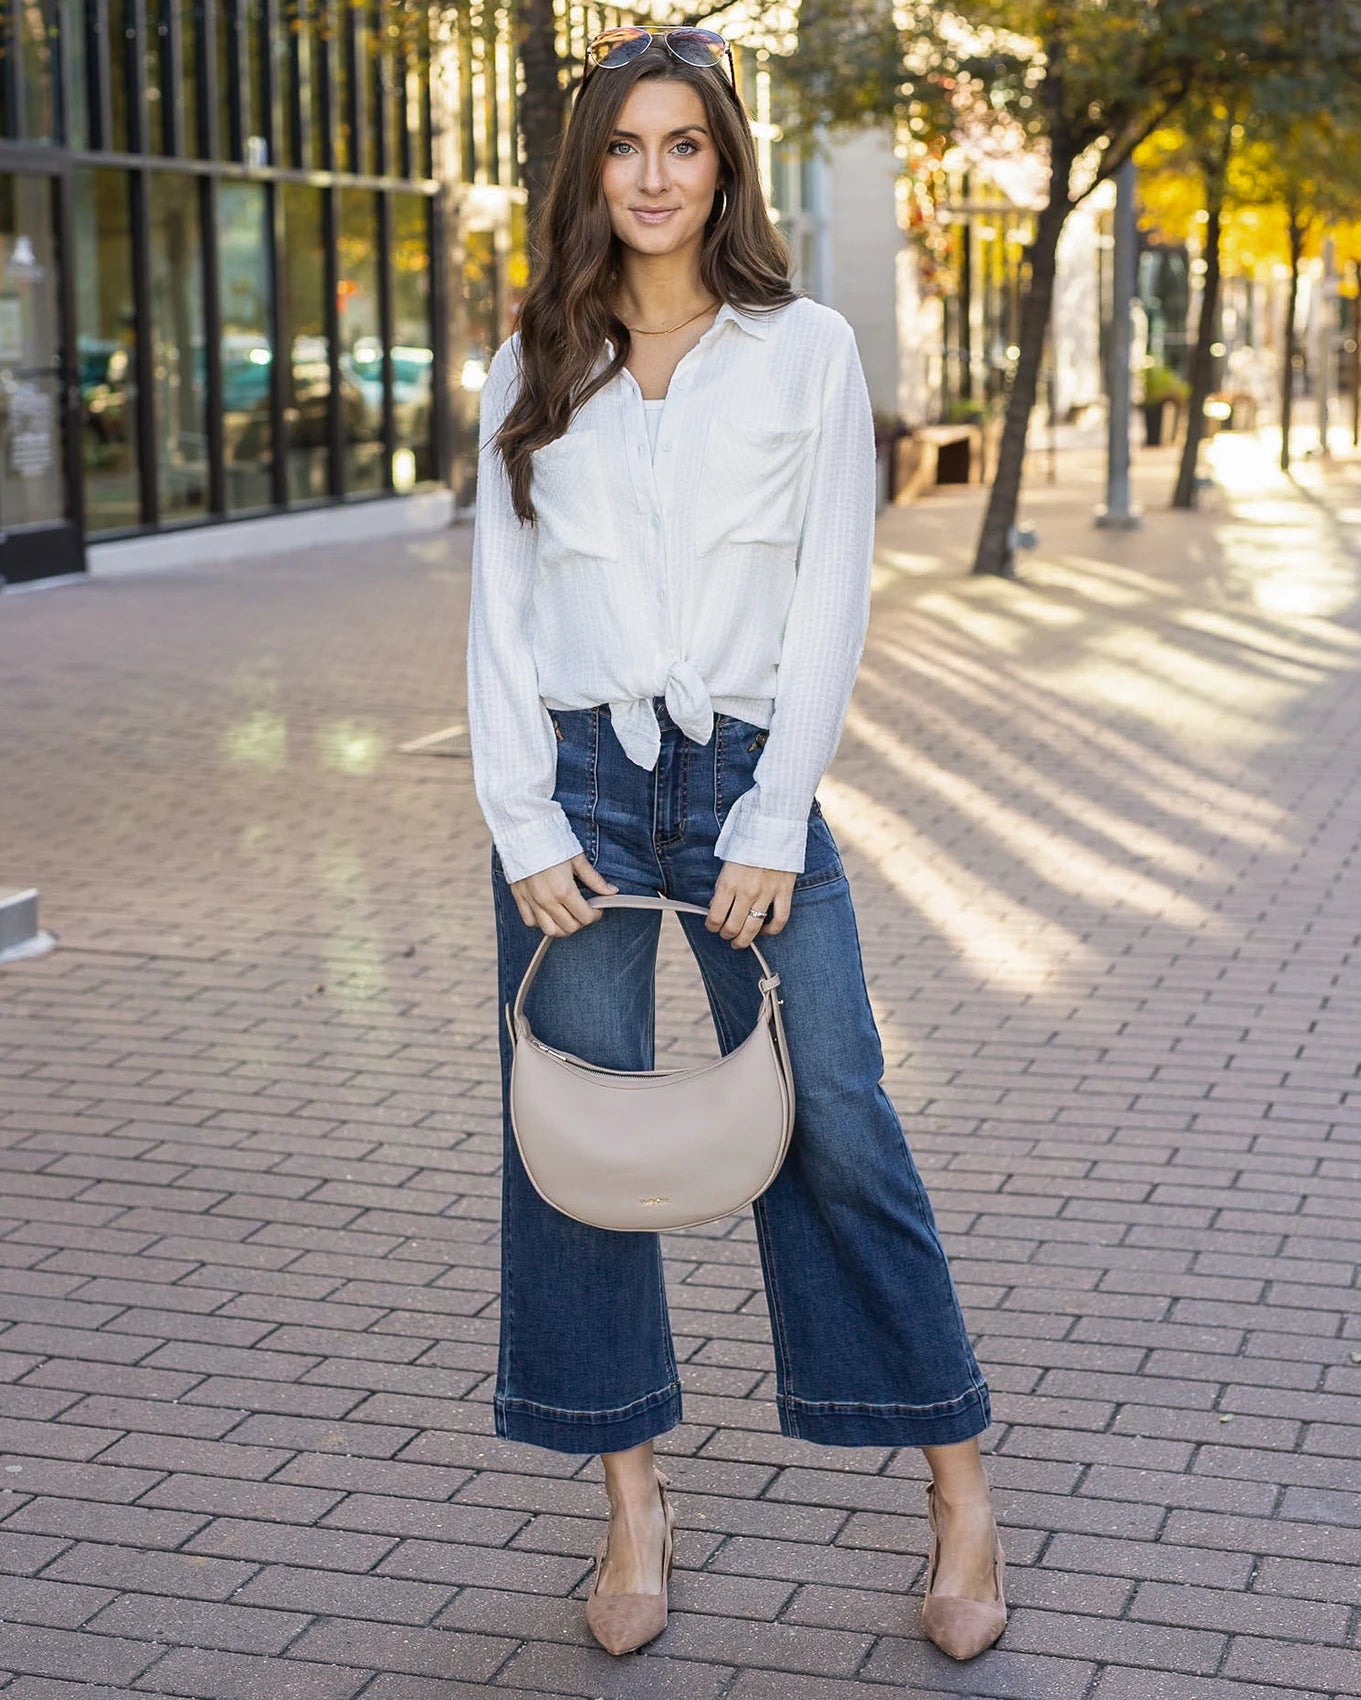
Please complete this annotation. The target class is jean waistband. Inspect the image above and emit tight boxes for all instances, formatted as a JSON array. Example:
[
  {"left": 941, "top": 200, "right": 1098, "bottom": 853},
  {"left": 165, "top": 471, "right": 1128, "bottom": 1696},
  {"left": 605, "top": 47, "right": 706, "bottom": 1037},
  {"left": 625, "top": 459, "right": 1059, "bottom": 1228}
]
[{"left": 558, "top": 698, "right": 765, "bottom": 732}]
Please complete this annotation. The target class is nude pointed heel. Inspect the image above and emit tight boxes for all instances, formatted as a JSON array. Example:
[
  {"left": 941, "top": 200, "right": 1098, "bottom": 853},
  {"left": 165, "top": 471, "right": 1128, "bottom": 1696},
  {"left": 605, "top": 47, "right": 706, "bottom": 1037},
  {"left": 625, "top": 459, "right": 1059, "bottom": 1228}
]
[
  {"left": 585, "top": 1466, "right": 676, "bottom": 1656},
  {"left": 920, "top": 1481, "right": 1007, "bottom": 1661}
]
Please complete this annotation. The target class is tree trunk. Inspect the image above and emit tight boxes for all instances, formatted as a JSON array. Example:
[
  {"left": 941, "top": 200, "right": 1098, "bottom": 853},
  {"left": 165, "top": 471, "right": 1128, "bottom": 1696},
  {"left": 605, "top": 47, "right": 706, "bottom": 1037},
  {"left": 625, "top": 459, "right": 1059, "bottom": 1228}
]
[
  {"left": 518, "top": 0, "right": 566, "bottom": 253},
  {"left": 972, "top": 160, "right": 1073, "bottom": 577},
  {"left": 1173, "top": 130, "right": 1231, "bottom": 509},
  {"left": 1280, "top": 203, "right": 1304, "bottom": 474}
]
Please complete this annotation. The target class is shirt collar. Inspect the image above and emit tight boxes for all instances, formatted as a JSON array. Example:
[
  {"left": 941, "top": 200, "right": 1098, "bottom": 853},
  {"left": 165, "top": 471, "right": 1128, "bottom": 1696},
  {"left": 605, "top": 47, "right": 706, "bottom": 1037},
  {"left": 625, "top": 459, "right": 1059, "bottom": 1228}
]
[{"left": 715, "top": 302, "right": 773, "bottom": 339}]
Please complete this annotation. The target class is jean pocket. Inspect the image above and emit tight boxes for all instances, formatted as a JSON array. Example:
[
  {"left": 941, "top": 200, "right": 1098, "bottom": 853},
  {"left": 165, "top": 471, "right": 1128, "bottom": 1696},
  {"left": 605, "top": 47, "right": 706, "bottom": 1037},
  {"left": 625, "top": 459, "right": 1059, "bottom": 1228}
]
[
  {"left": 716, "top": 714, "right": 769, "bottom": 755},
  {"left": 715, "top": 715, "right": 765, "bottom": 819},
  {"left": 794, "top": 805, "right": 845, "bottom": 892},
  {"left": 551, "top": 708, "right": 600, "bottom": 858}
]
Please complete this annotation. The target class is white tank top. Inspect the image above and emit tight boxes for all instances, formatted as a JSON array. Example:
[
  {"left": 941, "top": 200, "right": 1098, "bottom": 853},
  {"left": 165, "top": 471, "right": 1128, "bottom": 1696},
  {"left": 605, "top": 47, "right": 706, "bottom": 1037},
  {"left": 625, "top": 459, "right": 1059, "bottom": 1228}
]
[{"left": 643, "top": 399, "right": 664, "bottom": 459}]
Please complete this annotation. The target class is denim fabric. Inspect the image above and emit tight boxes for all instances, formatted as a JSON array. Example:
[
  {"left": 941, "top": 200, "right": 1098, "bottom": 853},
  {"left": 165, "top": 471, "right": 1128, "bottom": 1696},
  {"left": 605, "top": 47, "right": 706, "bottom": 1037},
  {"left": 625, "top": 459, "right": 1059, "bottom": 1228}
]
[{"left": 491, "top": 703, "right": 991, "bottom": 1453}]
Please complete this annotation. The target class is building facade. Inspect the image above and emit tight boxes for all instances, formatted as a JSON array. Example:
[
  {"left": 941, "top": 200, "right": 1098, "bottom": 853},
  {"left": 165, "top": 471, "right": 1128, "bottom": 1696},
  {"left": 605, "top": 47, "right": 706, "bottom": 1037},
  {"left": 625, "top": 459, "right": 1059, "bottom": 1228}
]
[
  {"left": 0, "top": 0, "right": 537, "bottom": 584},
  {"left": 2, "top": 3, "right": 920, "bottom": 586}
]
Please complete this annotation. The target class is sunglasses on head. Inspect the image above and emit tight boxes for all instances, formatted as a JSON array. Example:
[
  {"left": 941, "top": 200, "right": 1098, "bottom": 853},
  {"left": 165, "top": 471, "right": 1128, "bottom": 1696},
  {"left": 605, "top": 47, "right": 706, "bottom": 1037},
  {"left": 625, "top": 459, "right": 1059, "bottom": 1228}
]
[{"left": 581, "top": 25, "right": 738, "bottom": 94}]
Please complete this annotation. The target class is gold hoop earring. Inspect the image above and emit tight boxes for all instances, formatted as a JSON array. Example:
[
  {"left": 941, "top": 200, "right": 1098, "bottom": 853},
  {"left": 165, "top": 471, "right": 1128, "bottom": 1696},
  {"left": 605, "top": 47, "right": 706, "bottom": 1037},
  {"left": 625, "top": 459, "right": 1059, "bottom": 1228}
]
[{"left": 713, "top": 186, "right": 729, "bottom": 223}]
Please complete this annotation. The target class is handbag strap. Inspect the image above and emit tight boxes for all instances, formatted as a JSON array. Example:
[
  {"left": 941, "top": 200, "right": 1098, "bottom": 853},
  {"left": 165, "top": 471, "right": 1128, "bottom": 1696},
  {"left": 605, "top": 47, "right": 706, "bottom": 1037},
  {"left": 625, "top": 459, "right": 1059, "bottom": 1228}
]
[{"left": 509, "top": 893, "right": 781, "bottom": 1035}]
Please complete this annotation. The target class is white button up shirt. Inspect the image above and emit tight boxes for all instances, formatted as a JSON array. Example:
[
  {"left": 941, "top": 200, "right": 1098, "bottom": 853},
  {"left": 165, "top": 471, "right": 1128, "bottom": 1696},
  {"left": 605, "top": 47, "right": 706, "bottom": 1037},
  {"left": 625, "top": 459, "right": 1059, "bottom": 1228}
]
[{"left": 466, "top": 297, "right": 876, "bottom": 885}]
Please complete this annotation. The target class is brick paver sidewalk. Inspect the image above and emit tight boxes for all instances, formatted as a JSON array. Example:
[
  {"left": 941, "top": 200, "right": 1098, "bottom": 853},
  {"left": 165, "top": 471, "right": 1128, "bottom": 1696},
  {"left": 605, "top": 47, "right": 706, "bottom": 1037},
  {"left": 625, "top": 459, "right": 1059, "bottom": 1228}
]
[{"left": 2, "top": 432, "right": 1359, "bottom": 1700}]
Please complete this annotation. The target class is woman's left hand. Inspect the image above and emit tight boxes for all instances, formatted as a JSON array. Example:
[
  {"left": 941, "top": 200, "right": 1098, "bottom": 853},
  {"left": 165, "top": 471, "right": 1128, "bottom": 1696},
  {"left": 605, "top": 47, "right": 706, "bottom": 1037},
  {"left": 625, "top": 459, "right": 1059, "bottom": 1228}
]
[{"left": 707, "top": 862, "right": 797, "bottom": 949}]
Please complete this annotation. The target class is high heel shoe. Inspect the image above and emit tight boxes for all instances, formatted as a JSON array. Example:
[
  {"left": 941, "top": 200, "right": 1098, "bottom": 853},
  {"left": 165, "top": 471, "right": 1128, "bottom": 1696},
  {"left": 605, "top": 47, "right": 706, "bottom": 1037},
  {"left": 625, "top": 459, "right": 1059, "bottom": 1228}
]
[
  {"left": 920, "top": 1480, "right": 1007, "bottom": 1660},
  {"left": 585, "top": 1465, "right": 676, "bottom": 1656}
]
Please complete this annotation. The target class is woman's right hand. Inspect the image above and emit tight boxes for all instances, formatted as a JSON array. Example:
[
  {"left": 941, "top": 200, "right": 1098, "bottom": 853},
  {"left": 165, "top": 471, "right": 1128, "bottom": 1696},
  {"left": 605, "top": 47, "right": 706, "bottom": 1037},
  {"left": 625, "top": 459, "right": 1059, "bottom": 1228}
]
[{"left": 510, "top": 854, "right": 618, "bottom": 936}]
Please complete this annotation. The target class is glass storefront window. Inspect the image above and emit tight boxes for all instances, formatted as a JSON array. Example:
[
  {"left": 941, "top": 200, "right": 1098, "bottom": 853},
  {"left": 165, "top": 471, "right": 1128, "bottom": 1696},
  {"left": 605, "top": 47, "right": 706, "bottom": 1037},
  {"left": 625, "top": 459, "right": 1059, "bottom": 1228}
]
[
  {"left": 275, "top": 5, "right": 298, "bottom": 166},
  {"left": 148, "top": 174, "right": 208, "bottom": 518},
  {"left": 480, "top": 27, "right": 499, "bottom": 181},
  {"left": 0, "top": 174, "right": 64, "bottom": 528},
  {"left": 508, "top": 197, "right": 527, "bottom": 322},
  {"left": 21, "top": 0, "right": 56, "bottom": 140},
  {"left": 401, "top": 58, "right": 419, "bottom": 179},
  {"left": 0, "top": 0, "right": 502, "bottom": 576},
  {"left": 245, "top": 0, "right": 267, "bottom": 157},
  {"left": 280, "top": 182, "right": 329, "bottom": 499},
  {"left": 382, "top": 23, "right": 404, "bottom": 178},
  {"left": 110, "top": 0, "right": 130, "bottom": 150},
  {"left": 410, "top": 6, "right": 432, "bottom": 179},
  {"left": 455, "top": 220, "right": 497, "bottom": 505},
  {"left": 216, "top": 0, "right": 234, "bottom": 156},
  {"left": 457, "top": 12, "right": 475, "bottom": 183},
  {"left": 145, "top": 0, "right": 166, "bottom": 152},
  {"left": 390, "top": 194, "right": 432, "bottom": 489},
  {"left": 308, "top": 3, "right": 329, "bottom": 168},
  {"left": 178, "top": 0, "right": 200, "bottom": 156},
  {"left": 60, "top": 0, "right": 90, "bottom": 148},
  {"left": 334, "top": 1, "right": 351, "bottom": 170},
  {"left": 219, "top": 181, "right": 273, "bottom": 510},
  {"left": 352, "top": 7, "right": 373, "bottom": 175},
  {"left": 337, "top": 189, "right": 382, "bottom": 493},
  {"left": 461, "top": 224, "right": 498, "bottom": 380},
  {"left": 72, "top": 168, "right": 141, "bottom": 532}
]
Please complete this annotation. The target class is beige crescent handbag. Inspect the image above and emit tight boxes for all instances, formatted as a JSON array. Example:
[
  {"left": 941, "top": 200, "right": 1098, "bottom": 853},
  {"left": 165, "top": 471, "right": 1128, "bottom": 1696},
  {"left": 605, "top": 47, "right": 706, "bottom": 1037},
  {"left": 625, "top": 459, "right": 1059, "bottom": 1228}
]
[{"left": 506, "top": 895, "right": 795, "bottom": 1232}]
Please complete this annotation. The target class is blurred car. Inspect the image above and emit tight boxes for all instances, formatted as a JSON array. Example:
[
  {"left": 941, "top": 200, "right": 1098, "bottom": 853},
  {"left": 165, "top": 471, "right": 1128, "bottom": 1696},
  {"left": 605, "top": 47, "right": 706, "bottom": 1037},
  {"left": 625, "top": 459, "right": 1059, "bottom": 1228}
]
[
  {"left": 345, "top": 337, "right": 433, "bottom": 450},
  {"left": 78, "top": 336, "right": 133, "bottom": 446}
]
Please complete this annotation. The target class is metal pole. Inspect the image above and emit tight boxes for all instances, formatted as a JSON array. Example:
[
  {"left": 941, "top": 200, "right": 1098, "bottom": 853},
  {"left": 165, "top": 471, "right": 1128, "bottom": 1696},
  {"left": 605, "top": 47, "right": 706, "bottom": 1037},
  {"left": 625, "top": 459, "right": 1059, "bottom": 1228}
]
[
  {"left": 1317, "top": 235, "right": 1334, "bottom": 458},
  {"left": 1096, "top": 158, "right": 1141, "bottom": 529},
  {"left": 1046, "top": 302, "right": 1058, "bottom": 485},
  {"left": 1352, "top": 263, "right": 1360, "bottom": 449}
]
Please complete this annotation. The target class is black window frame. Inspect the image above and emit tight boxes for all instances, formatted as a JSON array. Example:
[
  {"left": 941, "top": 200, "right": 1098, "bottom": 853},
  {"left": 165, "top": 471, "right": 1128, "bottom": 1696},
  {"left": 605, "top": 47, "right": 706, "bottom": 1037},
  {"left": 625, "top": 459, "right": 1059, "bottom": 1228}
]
[{"left": 0, "top": 0, "right": 468, "bottom": 548}]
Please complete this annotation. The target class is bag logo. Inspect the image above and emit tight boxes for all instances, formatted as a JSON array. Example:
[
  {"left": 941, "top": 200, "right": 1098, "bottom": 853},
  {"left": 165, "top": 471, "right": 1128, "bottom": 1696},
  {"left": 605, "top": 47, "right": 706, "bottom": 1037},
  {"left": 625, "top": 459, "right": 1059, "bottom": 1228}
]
[{"left": 638, "top": 1197, "right": 669, "bottom": 1206}]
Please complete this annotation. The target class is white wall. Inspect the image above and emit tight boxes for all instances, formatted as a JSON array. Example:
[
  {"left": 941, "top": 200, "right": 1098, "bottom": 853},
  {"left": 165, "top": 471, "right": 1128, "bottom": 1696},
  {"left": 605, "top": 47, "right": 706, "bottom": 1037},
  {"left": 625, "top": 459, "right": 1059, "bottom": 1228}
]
[
  {"left": 896, "top": 244, "right": 943, "bottom": 425},
  {"left": 820, "top": 129, "right": 902, "bottom": 416},
  {"left": 1052, "top": 198, "right": 1104, "bottom": 416}
]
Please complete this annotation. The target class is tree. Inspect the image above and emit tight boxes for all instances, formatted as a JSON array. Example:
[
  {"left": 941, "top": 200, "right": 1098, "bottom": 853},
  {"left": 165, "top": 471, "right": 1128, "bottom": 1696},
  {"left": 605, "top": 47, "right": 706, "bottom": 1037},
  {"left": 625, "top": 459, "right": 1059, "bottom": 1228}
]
[
  {"left": 780, "top": 0, "right": 1361, "bottom": 576},
  {"left": 1138, "top": 107, "right": 1239, "bottom": 510},
  {"left": 518, "top": 0, "right": 569, "bottom": 235},
  {"left": 1141, "top": 31, "right": 1361, "bottom": 500},
  {"left": 1234, "top": 109, "right": 1361, "bottom": 473}
]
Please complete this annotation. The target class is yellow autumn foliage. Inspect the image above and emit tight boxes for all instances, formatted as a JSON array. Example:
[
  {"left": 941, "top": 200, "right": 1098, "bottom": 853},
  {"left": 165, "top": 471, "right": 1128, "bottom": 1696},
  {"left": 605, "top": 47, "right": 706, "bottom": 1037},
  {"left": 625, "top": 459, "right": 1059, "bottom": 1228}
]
[{"left": 1137, "top": 122, "right": 1361, "bottom": 279}]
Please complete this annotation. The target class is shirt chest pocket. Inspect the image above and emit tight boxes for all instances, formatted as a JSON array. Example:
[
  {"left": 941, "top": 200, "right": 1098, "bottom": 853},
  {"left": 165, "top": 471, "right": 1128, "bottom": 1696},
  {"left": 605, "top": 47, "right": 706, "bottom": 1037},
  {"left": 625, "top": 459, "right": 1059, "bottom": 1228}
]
[
  {"left": 530, "top": 429, "right": 618, "bottom": 561},
  {"left": 695, "top": 418, "right": 817, "bottom": 556}
]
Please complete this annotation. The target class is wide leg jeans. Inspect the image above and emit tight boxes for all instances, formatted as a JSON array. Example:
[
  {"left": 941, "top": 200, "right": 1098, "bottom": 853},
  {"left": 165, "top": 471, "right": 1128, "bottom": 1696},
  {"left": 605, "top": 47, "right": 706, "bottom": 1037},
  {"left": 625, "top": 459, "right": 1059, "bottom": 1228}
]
[{"left": 491, "top": 703, "right": 991, "bottom": 1453}]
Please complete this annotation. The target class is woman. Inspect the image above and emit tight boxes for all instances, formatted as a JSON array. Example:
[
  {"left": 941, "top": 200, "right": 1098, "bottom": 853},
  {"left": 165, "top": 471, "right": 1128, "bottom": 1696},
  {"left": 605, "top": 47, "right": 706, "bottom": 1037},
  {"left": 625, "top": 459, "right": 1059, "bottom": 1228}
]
[{"left": 466, "top": 24, "right": 1005, "bottom": 1663}]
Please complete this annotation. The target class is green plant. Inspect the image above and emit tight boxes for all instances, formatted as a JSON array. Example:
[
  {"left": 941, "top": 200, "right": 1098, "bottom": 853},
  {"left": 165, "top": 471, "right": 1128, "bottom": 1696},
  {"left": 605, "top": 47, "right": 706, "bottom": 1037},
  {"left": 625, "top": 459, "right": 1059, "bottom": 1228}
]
[
  {"left": 937, "top": 396, "right": 1005, "bottom": 425},
  {"left": 1143, "top": 363, "right": 1191, "bottom": 407}
]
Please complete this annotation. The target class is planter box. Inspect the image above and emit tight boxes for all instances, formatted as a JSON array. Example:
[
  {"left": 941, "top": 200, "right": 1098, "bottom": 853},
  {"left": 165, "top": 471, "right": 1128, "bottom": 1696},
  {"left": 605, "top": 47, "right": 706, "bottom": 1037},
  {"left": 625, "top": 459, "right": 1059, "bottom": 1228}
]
[
  {"left": 892, "top": 423, "right": 985, "bottom": 505},
  {"left": 1142, "top": 399, "right": 1188, "bottom": 447}
]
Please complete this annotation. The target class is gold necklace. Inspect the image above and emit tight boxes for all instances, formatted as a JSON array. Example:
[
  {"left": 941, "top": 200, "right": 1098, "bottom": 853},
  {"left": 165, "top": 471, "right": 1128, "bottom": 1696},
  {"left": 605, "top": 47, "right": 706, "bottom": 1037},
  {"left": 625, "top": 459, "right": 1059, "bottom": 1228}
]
[{"left": 621, "top": 299, "right": 720, "bottom": 336}]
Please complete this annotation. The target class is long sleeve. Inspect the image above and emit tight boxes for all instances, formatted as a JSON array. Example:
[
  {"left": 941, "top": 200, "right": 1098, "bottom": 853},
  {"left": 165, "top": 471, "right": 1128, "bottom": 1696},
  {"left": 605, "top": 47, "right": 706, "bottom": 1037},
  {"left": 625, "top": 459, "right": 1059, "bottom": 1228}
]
[
  {"left": 465, "top": 338, "right": 585, "bottom": 884},
  {"left": 715, "top": 314, "right": 876, "bottom": 871}
]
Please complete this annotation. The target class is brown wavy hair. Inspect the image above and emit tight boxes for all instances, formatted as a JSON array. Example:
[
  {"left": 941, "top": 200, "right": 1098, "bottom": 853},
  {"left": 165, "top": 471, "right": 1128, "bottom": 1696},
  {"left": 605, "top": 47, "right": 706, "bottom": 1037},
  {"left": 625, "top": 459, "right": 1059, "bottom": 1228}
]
[{"left": 496, "top": 43, "right": 797, "bottom": 523}]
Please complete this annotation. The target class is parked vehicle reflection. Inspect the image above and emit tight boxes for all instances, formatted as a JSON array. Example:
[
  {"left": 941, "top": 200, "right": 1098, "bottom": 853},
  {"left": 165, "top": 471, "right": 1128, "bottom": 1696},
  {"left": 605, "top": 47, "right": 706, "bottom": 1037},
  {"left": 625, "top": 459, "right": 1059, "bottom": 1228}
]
[
  {"left": 346, "top": 336, "right": 433, "bottom": 461},
  {"left": 78, "top": 335, "right": 133, "bottom": 447}
]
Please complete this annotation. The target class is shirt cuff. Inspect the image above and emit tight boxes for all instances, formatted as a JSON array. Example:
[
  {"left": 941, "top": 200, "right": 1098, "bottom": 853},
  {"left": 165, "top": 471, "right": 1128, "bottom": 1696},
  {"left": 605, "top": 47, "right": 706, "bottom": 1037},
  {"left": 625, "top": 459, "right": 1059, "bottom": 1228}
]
[
  {"left": 714, "top": 787, "right": 810, "bottom": 873},
  {"left": 493, "top": 811, "right": 585, "bottom": 885}
]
